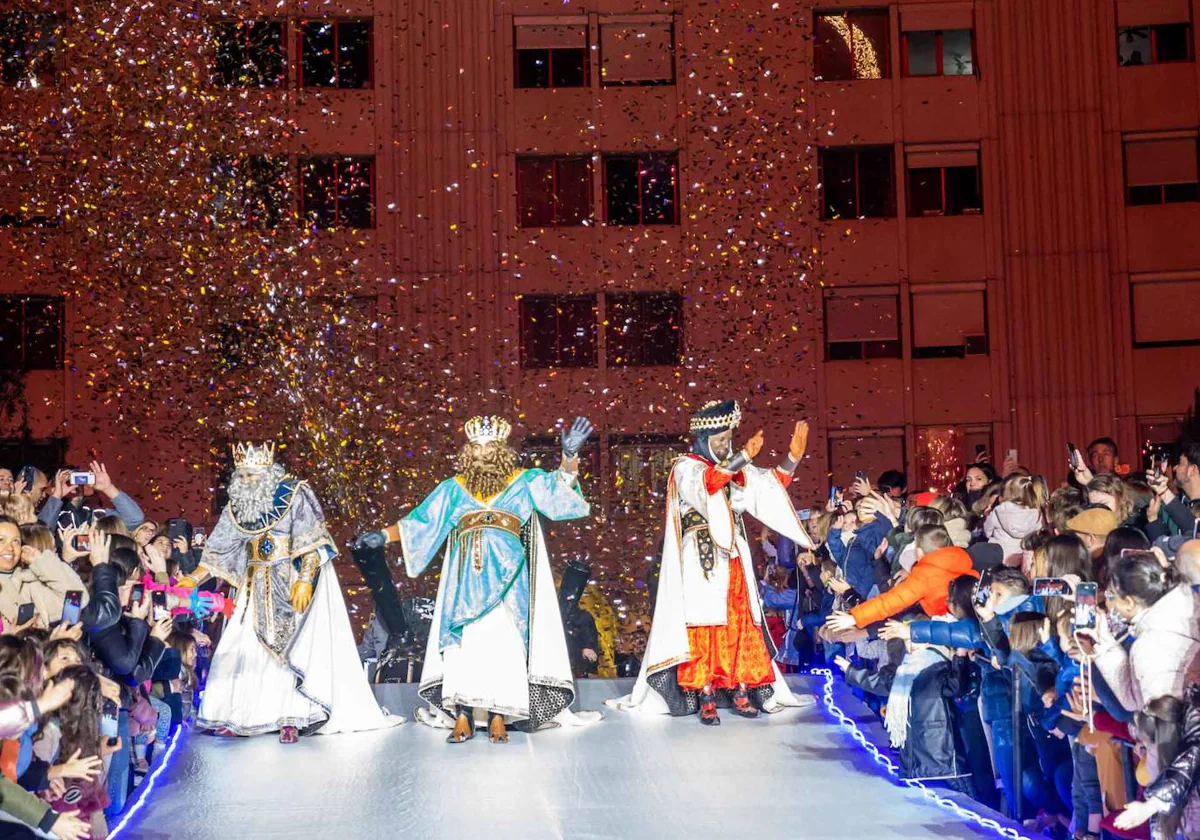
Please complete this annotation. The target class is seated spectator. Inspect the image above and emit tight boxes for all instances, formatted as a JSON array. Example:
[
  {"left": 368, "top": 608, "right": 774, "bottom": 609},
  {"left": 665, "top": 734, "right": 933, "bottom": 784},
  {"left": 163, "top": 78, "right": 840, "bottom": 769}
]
[
  {"left": 827, "top": 525, "right": 978, "bottom": 632},
  {"left": 0, "top": 516, "right": 89, "bottom": 628}
]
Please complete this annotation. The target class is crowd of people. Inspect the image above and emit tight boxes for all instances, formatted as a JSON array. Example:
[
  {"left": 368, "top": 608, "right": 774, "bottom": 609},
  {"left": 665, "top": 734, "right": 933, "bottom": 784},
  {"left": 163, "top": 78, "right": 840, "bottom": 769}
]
[
  {"left": 756, "top": 437, "right": 1200, "bottom": 840},
  {"left": 0, "top": 462, "right": 212, "bottom": 839}
]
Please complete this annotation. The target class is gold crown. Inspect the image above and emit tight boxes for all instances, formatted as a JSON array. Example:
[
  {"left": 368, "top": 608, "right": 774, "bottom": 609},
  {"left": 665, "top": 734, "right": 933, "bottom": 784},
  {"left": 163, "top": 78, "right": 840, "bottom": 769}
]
[
  {"left": 689, "top": 400, "right": 741, "bottom": 433},
  {"left": 464, "top": 415, "right": 512, "bottom": 445},
  {"left": 232, "top": 441, "right": 276, "bottom": 469}
]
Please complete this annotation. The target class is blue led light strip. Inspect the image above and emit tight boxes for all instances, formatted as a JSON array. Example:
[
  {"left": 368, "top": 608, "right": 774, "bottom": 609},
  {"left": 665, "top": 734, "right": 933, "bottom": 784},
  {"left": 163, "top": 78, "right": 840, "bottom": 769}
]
[
  {"left": 107, "top": 722, "right": 188, "bottom": 838},
  {"left": 809, "top": 667, "right": 1035, "bottom": 840}
]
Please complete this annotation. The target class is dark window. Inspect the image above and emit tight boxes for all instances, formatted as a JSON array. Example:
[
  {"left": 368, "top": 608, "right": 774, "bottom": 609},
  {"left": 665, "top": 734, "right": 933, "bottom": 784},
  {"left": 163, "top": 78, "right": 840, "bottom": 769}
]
[
  {"left": 516, "top": 157, "right": 592, "bottom": 227},
  {"left": 0, "top": 12, "right": 60, "bottom": 88},
  {"left": 1119, "top": 24, "right": 1193, "bottom": 66},
  {"left": 209, "top": 155, "right": 290, "bottom": 228},
  {"left": 515, "top": 23, "right": 589, "bottom": 88},
  {"left": 911, "top": 289, "right": 988, "bottom": 358},
  {"left": 0, "top": 439, "right": 67, "bottom": 481},
  {"left": 907, "top": 164, "right": 982, "bottom": 216},
  {"left": 1124, "top": 137, "right": 1199, "bottom": 206},
  {"left": 605, "top": 292, "right": 683, "bottom": 367},
  {"left": 300, "top": 156, "right": 375, "bottom": 229},
  {"left": 600, "top": 20, "right": 675, "bottom": 85},
  {"left": 603, "top": 153, "right": 679, "bottom": 225},
  {"left": 824, "top": 293, "right": 901, "bottom": 360},
  {"left": 0, "top": 296, "right": 64, "bottom": 371},
  {"left": 518, "top": 294, "right": 598, "bottom": 368},
  {"left": 903, "top": 29, "right": 974, "bottom": 76},
  {"left": 213, "top": 20, "right": 287, "bottom": 87},
  {"left": 300, "top": 20, "right": 372, "bottom": 88},
  {"left": 819, "top": 146, "right": 895, "bottom": 219},
  {"left": 814, "top": 10, "right": 890, "bottom": 81}
]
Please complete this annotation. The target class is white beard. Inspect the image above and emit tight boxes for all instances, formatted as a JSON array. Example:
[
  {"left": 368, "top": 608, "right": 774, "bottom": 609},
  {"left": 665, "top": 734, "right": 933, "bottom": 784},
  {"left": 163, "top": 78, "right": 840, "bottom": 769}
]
[{"left": 227, "top": 463, "right": 287, "bottom": 524}]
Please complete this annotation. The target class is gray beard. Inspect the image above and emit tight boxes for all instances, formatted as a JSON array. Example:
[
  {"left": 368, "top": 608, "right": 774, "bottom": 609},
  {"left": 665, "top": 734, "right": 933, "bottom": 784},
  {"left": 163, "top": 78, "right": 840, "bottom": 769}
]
[{"left": 227, "top": 464, "right": 287, "bottom": 523}]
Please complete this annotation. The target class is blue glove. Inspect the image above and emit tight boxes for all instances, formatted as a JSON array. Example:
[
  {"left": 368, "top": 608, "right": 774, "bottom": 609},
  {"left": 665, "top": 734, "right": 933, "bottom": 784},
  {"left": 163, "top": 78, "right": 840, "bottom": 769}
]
[
  {"left": 189, "top": 590, "right": 214, "bottom": 620},
  {"left": 356, "top": 531, "right": 387, "bottom": 550},
  {"left": 561, "top": 416, "right": 593, "bottom": 458}
]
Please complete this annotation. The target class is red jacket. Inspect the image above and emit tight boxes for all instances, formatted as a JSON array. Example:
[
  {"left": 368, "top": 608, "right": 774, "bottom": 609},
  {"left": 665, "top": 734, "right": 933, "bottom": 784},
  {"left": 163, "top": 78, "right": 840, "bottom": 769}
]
[{"left": 850, "top": 546, "right": 978, "bottom": 628}]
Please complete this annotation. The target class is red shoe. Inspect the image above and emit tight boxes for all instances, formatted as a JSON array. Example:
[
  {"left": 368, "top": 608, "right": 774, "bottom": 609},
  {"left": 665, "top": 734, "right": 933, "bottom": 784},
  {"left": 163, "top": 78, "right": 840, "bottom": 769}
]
[
  {"left": 212, "top": 728, "right": 240, "bottom": 738},
  {"left": 731, "top": 688, "right": 760, "bottom": 719},
  {"left": 279, "top": 726, "right": 299, "bottom": 744},
  {"left": 699, "top": 687, "right": 720, "bottom": 726}
]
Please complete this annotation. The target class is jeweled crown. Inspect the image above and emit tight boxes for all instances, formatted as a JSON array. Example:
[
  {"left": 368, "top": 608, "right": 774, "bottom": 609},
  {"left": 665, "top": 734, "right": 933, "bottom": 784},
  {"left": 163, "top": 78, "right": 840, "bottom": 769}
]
[
  {"left": 464, "top": 416, "right": 512, "bottom": 445},
  {"left": 232, "top": 441, "right": 276, "bottom": 469},
  {"left": 689, "top": 400, "right": 741, "bottom": 433}
]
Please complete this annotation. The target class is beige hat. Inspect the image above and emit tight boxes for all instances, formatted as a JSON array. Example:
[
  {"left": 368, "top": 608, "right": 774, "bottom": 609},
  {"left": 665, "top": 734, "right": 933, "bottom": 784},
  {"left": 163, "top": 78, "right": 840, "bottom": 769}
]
[{"left": 1067, "top": 507, "right": 1118, "bottom": 538}]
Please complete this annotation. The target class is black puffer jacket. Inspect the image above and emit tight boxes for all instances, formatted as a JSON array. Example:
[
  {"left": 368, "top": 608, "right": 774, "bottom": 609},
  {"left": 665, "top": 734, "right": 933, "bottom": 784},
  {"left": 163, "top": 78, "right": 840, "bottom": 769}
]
[{"left": 1145, "top": 689, "right": 1200, "bottom": 816}]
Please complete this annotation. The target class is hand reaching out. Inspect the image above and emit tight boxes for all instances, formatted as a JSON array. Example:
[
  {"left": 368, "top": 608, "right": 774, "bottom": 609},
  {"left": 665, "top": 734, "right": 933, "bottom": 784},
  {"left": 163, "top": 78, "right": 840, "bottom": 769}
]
[
  {"left": 788, "top": 421, "right": 809, "bottom": 461},
  {"left": 824, "top": 611, "right": 858, "bottom": 633},
  {"left": 744, "top": 430, "right": 764, "bottom": 460}
]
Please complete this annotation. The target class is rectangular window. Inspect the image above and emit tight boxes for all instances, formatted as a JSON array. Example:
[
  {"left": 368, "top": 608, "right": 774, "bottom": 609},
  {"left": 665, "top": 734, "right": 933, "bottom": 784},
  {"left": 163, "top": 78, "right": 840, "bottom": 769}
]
[
  {"left": 828, "top": 430, "right": 906, "bottom": 490},
  {"left": 209, "top": 155, "right": 291, "bottom": 229},
  {"left": 515, "top": 21, "right": 589, "bottom": 88},
  {"left": 610, "top": 434, "right": 685, "bottom": 515},
  {"left": 0, "top": 439, "right": 67, "bottom": 482},
  {"left": 903, "top": 29, "right": 974, "bottom": 76},
  {"left": 906, "top": 148, "right": 982, "bottom": 216},
  {"left": 299, "top": 19, "right": 372, "bottom": 88},
  {"left": 0, "top": 12, "right": 61, "bottom": 88},
  {"left": 824, "top": 290, "right": 901, "bottom": 360},
  {"left": 213, "top": 20, "right": 287, "bottom": 87},
  {"left": 911, "top": 288, "right": 988, "bottom": 358},
  {"left": 518, "top": 294, "right": 598, "bottom": 368},
  {"left": 516, "top": 156, "right": 592, "bottom": 227},
  {"left": 605, "top": 292, "right": 683, "bottom": 367},
  {"left": 603, "top": 153, "right": 679, "bottom": 225},
  {"left": 814, "top": 10, "right": 891, "bottom": 81},
  {"left": 1119, "top": 24, "right": 1193, "bottom": 66},
  {"left": 1124, "top": 135, "right": 1199, "bottom": 205},
  {"left": 600, "top": 18, "right": 675, "bottom": 85},
  {"left": 819, "top": 146, "right": 894, "bottom": 220},
  {"left": 0, "top": 295, "right": 64, "bottom": 371},
  {"left": 916, "top": 426, "right": 992, "bottom": 493},
  {"left": 1131, "top": 277, "right": 1200, "bottom": 346},
  {"left": 299, "top": 156, "right": 375, "bottom": 229}
]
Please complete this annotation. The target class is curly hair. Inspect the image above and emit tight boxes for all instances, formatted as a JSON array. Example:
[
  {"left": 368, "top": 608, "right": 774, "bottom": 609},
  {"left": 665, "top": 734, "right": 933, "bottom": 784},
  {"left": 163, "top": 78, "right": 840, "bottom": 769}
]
[
  {"left": 456, "top": 442, "right": 520, "bottom": 500},
  {"left": 52, "top": 665, "right": 103, "bottom": 760}
]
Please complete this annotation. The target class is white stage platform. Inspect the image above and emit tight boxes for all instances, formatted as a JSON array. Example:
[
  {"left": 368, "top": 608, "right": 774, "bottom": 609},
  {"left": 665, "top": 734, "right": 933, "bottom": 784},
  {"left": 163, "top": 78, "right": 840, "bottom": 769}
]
[{"left": 114, "top": 675, "right": 1023, "bottom": 840}]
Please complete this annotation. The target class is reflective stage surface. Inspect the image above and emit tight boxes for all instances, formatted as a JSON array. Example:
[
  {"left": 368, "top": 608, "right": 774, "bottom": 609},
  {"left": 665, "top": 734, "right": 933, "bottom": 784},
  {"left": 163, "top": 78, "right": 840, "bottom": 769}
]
[{"left": 118, "top": 676, "right": 1015, "bottom": 840}]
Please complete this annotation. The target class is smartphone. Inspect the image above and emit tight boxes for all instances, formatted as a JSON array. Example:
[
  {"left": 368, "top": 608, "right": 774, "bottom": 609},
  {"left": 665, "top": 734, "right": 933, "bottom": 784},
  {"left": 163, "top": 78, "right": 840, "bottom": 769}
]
[
  {"left": 973, "top": 568, "right": 994, "bottom": 608},
  {"left": 130, "top": 583, "right": 144, "bottom": 605},
  {"left": 855, "top": 470, "right": 868, "bottom": 482},
  {"left": 1006, "top": 449, "right": 1018, "bottom": 464},
  {"left": 1033, "top": 577, "right": 1071, "bottom": 597},
  {"left": 70, "top": 471, "right": 95, "bottom": 486},
  {"left": 167, "top": 518, "right": 192, "bottom": 566},
  {"left": 1067, "top": 442, "right": 1079, "bottom": 471},
  {"left": 61, "top": 590, "right": 82, "bottom": 625},
  {"left": 1120, "top": 549, "right": 1159, "bottom": 564},
  {"left": 798, "top": 509, "right": 812, "bottom": 521},
  {"left": 72, "top": 533, "right": 90, "bottom": 551},
  {"left": 192, "top": 526, "right": 206, "bottom": 549},
  {"left": 152, "top": 590, "right": 168, "bottom": 621},
  {"left": 974, "top": 444, "right": 987, "bottom": 459},
  {"left": 1073, "top": 582, "right": 1098, "bottom": 631},
  {"left": 16, "top": 603, "right": 35, "bottom": 626},
  {"left": 828, "top": 485, "right": 840, "bottom": 506},
  {"left": 19, "top": 465, "right": 37, "bottom": 487}
]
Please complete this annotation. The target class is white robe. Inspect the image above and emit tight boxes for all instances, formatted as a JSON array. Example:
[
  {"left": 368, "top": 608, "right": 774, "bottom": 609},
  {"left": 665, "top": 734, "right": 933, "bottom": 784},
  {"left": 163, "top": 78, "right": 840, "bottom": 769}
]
[
  {"left": 198, "top": 564, "right": 400, "bottom": 735},
  {"left": 610, "top": 456, "right": 816, "bottom": 714}
]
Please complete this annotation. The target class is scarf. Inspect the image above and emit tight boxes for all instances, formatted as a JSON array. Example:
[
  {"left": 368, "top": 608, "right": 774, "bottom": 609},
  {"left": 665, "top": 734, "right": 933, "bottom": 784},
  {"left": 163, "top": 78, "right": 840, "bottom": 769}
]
[{"left": 884, "top": 616, "right": 955, "bottom": 749}]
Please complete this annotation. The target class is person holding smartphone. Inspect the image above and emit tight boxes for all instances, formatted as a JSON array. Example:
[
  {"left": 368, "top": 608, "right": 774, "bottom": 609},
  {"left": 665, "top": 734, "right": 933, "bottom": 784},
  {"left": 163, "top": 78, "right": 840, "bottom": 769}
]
[{"left": 0, "top": 515, "right": 88, "bottom": 628}]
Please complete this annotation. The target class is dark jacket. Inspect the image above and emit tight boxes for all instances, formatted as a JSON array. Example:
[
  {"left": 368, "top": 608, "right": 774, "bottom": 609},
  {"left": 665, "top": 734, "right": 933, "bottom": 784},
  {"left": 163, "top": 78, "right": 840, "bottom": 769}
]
[
  {"left": 87, "top": 615, "right": 165, "bottom": 686},
  {"left": 842, "top": 514, "right": 893, "bottom": 600},
  {"left": 847, "top": 650, "right": 972, "bottom": 782},
  {"left": 1145, "top": 689, "right": 1200, "bottom": 817},
  {"left": 80, "top": 563, "right": 123, "bottom": 633}
]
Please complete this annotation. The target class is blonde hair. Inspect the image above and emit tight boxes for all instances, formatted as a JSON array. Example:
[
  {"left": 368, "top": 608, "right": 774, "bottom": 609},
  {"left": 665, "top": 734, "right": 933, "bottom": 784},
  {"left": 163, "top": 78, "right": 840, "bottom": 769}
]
[
  {"left": 18, "top": 524, "right": 53, "bottom": 554},
  {"left": 93, "top": 515, "right": 130, "bottom": 538},
  {"left": 1087, "top": 474, "right": 1134, "bottom": 526},
  {"left": 806, "top": 509, "right": 835, "bottom": 546},
  {"left": 0, "top": 494, "right": 35, "bottom": 525},
  {"left": 1001, "top": 473, "right": 1047, "bottom": 511}
]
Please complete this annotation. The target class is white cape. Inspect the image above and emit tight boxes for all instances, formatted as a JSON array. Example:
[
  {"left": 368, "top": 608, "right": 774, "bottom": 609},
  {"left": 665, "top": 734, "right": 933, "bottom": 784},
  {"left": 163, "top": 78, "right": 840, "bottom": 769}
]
[
  {"left": 609, "top": 459, "right": 816, "bottom": 714},
  {"left": 414, "top": 516, "right": 600, "bottom": 730},
  {"left": 198, "top": 565, "right": 401, "bottom": 735}
]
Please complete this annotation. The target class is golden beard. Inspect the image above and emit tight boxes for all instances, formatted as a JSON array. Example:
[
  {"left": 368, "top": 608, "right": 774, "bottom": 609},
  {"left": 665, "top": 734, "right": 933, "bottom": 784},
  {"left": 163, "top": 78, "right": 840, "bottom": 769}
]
[{"left": 457, "top": 443, "right": 520, "bottom": 500}]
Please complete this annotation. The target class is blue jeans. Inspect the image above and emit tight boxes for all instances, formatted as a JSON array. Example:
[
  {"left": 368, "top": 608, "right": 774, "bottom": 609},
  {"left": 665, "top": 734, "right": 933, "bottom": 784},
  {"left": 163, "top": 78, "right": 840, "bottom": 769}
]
[
  {"left": 1070, "top": 738, "right": 1103, "bottom": 831},
  {"left": 104, "top": 710, "right": 131, "bottom": 818}
]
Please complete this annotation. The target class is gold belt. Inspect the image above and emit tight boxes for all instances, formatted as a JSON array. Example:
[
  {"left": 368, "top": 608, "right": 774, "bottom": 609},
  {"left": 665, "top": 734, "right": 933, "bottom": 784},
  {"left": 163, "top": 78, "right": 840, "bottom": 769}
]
[{"left": 457, "top": 509, "right": 521, "bottom": 539}]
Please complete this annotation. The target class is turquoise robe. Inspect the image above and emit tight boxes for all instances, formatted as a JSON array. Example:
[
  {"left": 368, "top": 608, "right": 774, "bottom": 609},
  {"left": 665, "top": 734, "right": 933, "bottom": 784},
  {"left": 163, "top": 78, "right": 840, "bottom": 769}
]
[{"left": 399, "top": 468, "right": 589, "bottom": 652}]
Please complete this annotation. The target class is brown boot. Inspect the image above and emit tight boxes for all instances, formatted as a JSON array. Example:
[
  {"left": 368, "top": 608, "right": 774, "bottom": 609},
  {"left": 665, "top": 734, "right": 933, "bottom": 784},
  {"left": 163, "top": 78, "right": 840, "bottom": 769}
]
[
  {"left": 488, "top": 712, "right": 509, "bottom": 744},
  {"left": 447, "top": 707, "right": 475, "bottom": 744},
  {"left": 279, "top": 726, "right": 299, "bottom": 744},
  {"left": 699, "top": 685, "right": 720, "bottom": 726}
]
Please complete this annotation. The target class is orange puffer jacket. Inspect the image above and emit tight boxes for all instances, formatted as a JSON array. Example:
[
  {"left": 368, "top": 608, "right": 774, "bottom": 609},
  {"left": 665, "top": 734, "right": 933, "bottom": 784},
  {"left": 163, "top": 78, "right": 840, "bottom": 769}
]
[{"left": 849, "top": 546, "right": 978, "bottom": 628}]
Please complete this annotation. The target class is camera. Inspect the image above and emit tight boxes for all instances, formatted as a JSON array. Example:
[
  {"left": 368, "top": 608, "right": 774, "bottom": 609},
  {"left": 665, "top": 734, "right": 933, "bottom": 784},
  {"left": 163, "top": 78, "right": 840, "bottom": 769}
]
[
  {"left": 1033, "top": 577, "right": 1071, "bottom": 597},
  {"left": 1073, "top": 582, "right": 1098, "bottom": 631},
  {"left": 70, "top": 471, "right": 95, "bottom": 486}
]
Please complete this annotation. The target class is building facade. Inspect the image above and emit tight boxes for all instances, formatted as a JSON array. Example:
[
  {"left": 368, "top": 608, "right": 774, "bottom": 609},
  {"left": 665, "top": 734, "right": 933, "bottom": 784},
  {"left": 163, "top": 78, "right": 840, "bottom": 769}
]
[{"left": 2, "top": 0, "right": 1200, "bottom": 616}]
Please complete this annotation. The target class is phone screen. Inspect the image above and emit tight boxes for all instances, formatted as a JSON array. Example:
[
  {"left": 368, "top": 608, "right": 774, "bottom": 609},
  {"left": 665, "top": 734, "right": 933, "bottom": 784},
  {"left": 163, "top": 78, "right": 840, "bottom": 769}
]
[
  {"left": 1073, "top": 583, "right": 1098, "bottom": 630},
  {"left": 1033, "top": 577, "right": 1071, "bottom": 597},
  {"left": 973, "top": 569, "right": 993, "bottom": 607},
  {"left": 61, "top": 591, "right": 82, "bottom": 625},
  {"left": 130, "top": 584, "right": 144, "bottom": 605},
  {"left": 1067, "top": 442, "right": 1079, "bottom": 470}
]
